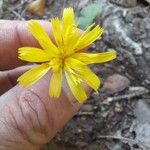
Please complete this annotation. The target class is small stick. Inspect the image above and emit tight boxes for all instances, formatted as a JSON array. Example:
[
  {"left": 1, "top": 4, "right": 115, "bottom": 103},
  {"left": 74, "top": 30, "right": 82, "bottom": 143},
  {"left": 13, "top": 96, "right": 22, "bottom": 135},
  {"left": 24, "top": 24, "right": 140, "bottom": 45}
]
[
  {"left": 77, "top": 112, "right": 94, "bottom": 116},
  {"left": 8, "top": 8, "right": 25, "bottom": 20},
  {"left": 107, "top": 87, "right": 149, "bottom": 103}
]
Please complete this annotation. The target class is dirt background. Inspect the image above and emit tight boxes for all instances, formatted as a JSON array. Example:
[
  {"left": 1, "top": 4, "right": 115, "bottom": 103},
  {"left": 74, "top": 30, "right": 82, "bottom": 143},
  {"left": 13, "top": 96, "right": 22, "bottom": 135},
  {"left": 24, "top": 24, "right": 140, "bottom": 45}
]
[{"left": 0, "top": 0, "right": 150, "bottom": 149}]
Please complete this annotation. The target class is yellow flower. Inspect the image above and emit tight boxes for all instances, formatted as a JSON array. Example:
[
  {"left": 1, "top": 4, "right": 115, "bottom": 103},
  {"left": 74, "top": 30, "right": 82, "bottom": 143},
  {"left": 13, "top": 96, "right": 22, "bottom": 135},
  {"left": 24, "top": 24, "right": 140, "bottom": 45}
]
[{"left": 17, "top": 8, "right": 116, "bottom": 103}]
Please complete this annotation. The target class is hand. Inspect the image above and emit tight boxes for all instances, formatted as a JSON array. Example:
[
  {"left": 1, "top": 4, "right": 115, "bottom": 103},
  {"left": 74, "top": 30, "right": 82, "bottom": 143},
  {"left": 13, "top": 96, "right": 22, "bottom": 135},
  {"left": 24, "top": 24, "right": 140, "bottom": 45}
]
[{"left": 0, "top": 20, "right": 90, "bottom": 150}]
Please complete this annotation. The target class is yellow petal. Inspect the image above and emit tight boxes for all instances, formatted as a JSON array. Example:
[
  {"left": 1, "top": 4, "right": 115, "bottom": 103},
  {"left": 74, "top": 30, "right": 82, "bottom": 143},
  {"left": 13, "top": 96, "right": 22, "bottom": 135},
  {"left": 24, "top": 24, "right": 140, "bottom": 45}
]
[
  {"left": 72, "top": 50, "right": 116, "bottom": 64},
  {"left": 51, "top": 18, "right": 62, "bottom": 46},
  {"left": 79, "top": 23, "right": 95, "bottom": 38},
  {"left": 65, "top": 71, "right": 87, "bottom": 103},
  {"left": 49, "top": 69, "right": 62, "bottom": 98},
  {"left": 50, "top": 58, "right": 62, "bottom": 72},
  {"left": 27, "top": 20, "right": 59, "bottom": 56},
  {"left": 17, "top": 64, "right": 50, "bottom": 87},
  {"left": 79, "top": 68, "right": 100, "bottom": 91},
  {"left": 66, "top": 58, "right": 100, "bottom": 91},
  {"left": 65, "top": 57, "right": 86, "bottom": 73},
  {"left": 75, "top": 25, "right": 103, "bottom": 51},
  {"left": 62, "top": 8, "right": 74, "bottom": 43},
  {"left": 65, "top": 57, "right": 100, "bottom": 91},
  {"left": 64, "top": 25, "right": 81, "bottom": 55},
  {"left": 18, "top": 47, "right": 50, "bottom": 62},
  {"left": 68, "top": 23, "right": 94, "bottom": 53}
]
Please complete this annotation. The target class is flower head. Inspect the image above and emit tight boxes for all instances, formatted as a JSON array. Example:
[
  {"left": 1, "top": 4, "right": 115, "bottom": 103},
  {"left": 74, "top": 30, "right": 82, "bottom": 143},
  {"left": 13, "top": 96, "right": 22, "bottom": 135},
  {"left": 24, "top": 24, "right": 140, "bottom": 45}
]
[{"left": 18, "top": 8, "right": 116, "bottom": 103}]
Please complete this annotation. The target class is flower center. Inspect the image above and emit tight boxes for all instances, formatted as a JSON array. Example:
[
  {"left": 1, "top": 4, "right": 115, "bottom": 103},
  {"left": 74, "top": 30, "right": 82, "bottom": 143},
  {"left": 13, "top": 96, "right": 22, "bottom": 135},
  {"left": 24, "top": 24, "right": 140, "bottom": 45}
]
[
  {"left": 50, "top": 53, "right": 67, "bottom": 72},
  {"left": 50, "top": 45, "right": 73, "bottom": 72}
]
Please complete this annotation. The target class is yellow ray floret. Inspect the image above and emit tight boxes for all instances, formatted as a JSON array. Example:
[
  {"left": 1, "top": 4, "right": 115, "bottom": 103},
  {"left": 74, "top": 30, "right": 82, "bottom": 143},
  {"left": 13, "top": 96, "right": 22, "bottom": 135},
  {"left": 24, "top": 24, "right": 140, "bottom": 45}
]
[
  {"left": 18, "top": 47, "right": 51, "bottom": 62},
  {"left": 62, "top": 8, "right": 74, "bottom": 43},
  {"left": 72, "top": 50, "right": 116, "bottom": 64},
  {"left": 49, "top": 69, "right": 62, "bottom": 98},
  {"left": 17, "top": 7, "right": 116, "bottom": 103},
  {"left": 75, "top": 25, "right": 104, "bottom": 51},
  {"left": 17, "top": 64, "right": 51, "bottom": 87},
  {"left": 28, "top": 20, "right": 59, "bottom": 56},
  {"left": 51, "top": 18, "right": 62, "bottom": 46},
  {"left": 65, "top": 70, "right": 87, "bottom": 103}
]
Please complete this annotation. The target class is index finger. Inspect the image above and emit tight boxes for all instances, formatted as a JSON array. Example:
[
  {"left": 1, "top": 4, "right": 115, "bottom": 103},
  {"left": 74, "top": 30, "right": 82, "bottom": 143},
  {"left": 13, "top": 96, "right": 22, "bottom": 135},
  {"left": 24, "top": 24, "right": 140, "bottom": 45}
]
[{"left": 0, "top": 20, "right": 53, "bottom": 70}]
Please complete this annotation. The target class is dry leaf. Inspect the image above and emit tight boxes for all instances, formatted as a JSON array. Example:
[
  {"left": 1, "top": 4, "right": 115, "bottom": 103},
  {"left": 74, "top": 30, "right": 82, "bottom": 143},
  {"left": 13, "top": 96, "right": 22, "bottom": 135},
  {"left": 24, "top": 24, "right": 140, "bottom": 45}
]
[{"left": 26, "top": 0, "right": 45, "bottom": 16}]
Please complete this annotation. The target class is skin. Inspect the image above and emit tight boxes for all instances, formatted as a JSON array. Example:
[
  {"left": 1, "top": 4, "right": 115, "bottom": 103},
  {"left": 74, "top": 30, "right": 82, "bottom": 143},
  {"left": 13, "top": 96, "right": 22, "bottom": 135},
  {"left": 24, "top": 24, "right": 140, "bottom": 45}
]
[{"left": 0, "top": 20, "right": 91, "bottom": 150}]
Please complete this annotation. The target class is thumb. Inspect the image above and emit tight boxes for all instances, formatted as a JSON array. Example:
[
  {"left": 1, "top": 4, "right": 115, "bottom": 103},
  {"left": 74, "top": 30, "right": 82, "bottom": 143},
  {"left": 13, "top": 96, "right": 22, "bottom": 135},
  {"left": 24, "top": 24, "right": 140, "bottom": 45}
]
[{"left": 0, "top": 71, "right": 91, "bottom": 150}]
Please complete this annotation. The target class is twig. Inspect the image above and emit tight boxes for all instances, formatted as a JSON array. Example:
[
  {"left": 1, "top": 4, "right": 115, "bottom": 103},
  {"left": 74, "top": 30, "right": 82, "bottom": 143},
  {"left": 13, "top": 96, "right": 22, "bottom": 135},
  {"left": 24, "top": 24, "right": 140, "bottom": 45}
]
[
  {"left": 7, "top": 8, "right": 25, "bottom": 20},
  {"left": 107, "top": 87, "right": 149, "bottom": 103},
  {"left": 77, "top": 112, "right": 94, "bottom": 116}
]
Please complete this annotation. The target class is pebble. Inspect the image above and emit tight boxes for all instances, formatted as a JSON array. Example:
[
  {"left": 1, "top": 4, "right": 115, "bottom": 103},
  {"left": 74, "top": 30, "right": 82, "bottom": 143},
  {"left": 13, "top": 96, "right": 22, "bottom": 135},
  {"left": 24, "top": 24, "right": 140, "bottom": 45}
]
[
  {"left": 103, "top": 74, "right": 130, "bottom": 95},
  {"left": 82, "top": 104, "right": 93, "bottom": 112}
]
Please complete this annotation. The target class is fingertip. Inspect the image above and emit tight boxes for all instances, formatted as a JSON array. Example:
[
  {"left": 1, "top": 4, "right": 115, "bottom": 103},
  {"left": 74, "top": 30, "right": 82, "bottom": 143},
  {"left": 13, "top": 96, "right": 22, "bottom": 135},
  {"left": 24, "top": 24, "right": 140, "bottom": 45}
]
[{"left": 0, "top": 20, "right": 54, "bottom": 70}]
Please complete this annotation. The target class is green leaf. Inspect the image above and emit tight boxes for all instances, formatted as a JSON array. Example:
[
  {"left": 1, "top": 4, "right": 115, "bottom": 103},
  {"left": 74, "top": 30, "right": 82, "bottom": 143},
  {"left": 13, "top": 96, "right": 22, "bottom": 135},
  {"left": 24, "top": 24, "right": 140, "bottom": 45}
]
[{"left": 78, "top": 3, "right": 102, "bottom": 30}]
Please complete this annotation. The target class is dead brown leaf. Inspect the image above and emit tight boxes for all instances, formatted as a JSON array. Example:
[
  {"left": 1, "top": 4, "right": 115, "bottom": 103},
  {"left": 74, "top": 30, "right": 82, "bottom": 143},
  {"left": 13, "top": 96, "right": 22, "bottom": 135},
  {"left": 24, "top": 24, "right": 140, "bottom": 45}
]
[{"left": 26, "top": 0, "right": 45, "bottom": 16}]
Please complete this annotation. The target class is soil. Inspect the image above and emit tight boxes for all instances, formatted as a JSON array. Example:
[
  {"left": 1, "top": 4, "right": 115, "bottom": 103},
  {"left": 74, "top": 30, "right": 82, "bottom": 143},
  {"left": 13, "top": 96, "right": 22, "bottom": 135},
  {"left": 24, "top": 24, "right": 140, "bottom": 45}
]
[{"left": 0, "top": 0, "right": 150, "bottom": 150}]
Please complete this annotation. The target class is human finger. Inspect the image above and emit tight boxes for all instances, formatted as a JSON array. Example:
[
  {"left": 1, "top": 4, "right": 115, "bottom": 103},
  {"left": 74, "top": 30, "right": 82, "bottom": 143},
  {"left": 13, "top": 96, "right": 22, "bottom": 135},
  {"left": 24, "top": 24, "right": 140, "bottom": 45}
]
[
  {"left": 0, "top": 65, "right": 33, "bottom": 95},
  {"left": 0, "top": 71, "right": 91, "bottom": 149}
]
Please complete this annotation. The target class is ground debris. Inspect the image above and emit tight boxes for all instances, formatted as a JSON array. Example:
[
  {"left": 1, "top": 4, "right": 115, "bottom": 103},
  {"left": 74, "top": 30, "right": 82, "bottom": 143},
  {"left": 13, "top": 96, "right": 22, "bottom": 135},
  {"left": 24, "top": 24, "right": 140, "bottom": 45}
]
[
  {"left": 131, "top": 100, "right": 150, "bottom": 149},
  {"left": 109, "top": 0, "right": 137, "bottom": 7},
  {"left": 145, "top": 0, "right": 150, "bottom": 4},
  {"left": 106, "top": 86, "right": 149, "bottom": 103},
  {"left": 98, "top": 135, "right": 150, "bottom": 149}
]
